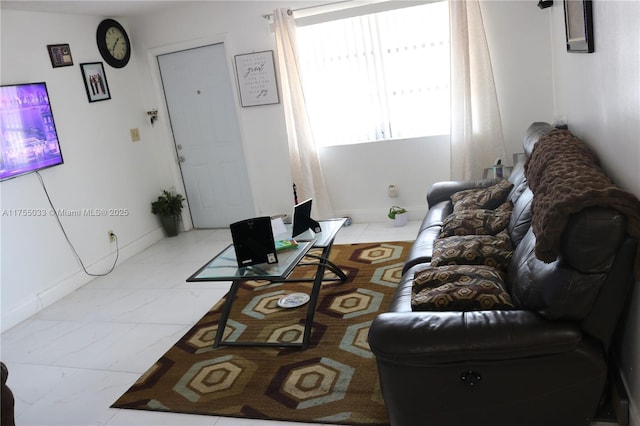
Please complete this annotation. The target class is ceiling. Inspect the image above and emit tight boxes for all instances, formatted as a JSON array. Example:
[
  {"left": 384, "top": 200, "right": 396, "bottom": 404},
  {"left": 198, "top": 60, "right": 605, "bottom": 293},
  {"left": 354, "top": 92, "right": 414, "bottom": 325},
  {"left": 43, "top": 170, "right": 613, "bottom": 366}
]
[{"left": 0, "top": 1, "right": 188, "bottom": 17}]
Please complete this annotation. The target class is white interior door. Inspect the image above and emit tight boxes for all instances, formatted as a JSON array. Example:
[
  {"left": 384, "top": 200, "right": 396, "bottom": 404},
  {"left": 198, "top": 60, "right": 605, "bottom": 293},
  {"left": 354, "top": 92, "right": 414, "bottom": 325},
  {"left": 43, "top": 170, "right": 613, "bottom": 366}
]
[{"left": 158, "top": 43, "right": 254, "bottom": 228}]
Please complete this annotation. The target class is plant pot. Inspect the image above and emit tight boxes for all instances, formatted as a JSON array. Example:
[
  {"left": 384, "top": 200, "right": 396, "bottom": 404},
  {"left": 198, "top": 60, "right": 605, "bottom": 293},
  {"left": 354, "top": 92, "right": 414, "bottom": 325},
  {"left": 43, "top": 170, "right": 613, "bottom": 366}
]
[
  {"left": 393, "top": 212, "right": 408, "bottom": 227},
  {"left": 159, "top": 215, "right": 179, "bottom": 237}
]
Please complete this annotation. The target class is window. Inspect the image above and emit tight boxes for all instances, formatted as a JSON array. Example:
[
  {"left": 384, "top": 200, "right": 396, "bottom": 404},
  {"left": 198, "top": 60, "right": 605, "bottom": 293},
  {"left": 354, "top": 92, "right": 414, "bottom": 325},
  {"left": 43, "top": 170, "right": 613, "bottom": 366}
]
[{"left": 296, "top": 1, "right": 450, "bottom": 147}]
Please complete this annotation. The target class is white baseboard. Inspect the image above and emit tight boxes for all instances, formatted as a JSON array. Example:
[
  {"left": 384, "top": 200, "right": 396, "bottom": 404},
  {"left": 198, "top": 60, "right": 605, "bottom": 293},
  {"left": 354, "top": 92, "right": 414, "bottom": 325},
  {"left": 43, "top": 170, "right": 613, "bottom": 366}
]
[{"left": 1, "top": 228, "right": 165, "bottom": 333}]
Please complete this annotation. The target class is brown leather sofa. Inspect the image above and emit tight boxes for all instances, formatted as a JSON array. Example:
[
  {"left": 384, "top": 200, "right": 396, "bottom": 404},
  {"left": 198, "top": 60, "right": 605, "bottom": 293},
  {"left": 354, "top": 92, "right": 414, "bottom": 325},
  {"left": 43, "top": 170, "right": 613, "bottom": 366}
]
[{"left": 368, "top": 122, "right": 639, "bottom": 426}]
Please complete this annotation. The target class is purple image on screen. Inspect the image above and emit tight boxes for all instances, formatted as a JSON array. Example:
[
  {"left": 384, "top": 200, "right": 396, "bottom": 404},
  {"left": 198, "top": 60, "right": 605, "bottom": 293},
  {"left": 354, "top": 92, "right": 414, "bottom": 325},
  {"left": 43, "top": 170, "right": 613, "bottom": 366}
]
[{"left": 1, "top": 82, "right": 64, "bottom": 181}]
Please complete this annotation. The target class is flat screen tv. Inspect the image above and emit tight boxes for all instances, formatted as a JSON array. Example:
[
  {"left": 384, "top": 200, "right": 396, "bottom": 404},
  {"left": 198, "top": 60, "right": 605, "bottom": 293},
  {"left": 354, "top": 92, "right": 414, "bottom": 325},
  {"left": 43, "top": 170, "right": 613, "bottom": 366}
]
[{"left": 0, "top": 82, "right": 64, "bottom": 181}]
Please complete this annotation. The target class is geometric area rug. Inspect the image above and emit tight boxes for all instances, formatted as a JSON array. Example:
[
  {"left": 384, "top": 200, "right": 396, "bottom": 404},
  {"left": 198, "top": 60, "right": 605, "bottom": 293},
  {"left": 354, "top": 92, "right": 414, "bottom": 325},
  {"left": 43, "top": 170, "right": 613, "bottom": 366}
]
[{"left": 112, "top": 241, "right": 412, "bottom": 425}]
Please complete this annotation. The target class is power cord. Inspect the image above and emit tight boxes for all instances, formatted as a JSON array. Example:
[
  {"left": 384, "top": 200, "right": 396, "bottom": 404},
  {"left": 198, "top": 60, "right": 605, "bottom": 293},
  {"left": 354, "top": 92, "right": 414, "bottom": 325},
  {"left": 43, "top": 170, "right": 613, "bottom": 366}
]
[{"left": 36, "top": 171, "right": 119, "bottom": 277}]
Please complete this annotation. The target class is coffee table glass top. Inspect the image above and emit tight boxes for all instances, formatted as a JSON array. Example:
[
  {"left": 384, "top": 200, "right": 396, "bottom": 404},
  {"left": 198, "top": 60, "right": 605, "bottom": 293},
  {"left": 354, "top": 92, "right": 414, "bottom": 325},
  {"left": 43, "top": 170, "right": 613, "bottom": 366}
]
[
  {"left": 187, "top": 219, "right": 346, "bottom": 283},
  {"left": 187, "top": 240, "right": 315, "bottom": 282}
]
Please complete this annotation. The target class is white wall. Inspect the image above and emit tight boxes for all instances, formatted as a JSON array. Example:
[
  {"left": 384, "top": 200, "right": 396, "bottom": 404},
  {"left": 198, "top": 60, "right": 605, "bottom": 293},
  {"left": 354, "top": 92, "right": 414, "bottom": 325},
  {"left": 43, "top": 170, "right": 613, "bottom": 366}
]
[
  {"left": 549, "top": 2, "right": 640, "bottom": 425},
  {"left": 0, "top": 10, "right": 170, "bottom": 330},
  {"left": 320, "top": 136, "right": 450, "bottom": 222},
  {"left": 481, "top": 1, "right": 556, "bottom": 155}
]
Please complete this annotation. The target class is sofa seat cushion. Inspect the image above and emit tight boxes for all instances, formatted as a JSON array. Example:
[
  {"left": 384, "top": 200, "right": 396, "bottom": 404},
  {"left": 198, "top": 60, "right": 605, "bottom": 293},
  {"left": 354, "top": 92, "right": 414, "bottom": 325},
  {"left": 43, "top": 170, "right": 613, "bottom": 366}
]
[
  {"left": 412, "top": 264, "right": 514, "bottom": 311},
  {"left": 431, "top": 230, "right": 514, "bottom": 270},
  {"left": 439, "top": 202, "right": 513, "bottom": 238},
  {"left": 451, "top": 179, "right": 513, "bottom": 212}
]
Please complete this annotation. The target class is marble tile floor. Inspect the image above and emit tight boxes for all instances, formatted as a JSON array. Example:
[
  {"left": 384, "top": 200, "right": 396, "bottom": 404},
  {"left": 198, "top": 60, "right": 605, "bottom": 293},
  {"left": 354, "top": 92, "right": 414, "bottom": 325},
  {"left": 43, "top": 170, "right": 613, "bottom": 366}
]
[{"left": 1, "top": 221, "right": 420, "bottom": 426}]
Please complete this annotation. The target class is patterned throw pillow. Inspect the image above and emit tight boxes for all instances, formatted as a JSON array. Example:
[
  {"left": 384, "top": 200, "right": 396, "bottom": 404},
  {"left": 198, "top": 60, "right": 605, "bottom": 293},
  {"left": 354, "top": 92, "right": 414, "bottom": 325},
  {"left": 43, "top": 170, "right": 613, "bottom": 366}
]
[
  {"left": 431, "top": 230, "right": 514, "bottom": 270},
  {"left": 451, "top": 179, "right": 514, "bottom": 212},
  {"left": 412, "top": 264, "right": 514, "bottom": 311},
  {"left": 439, "top": 201, "right": 513, "bottom": 238}
]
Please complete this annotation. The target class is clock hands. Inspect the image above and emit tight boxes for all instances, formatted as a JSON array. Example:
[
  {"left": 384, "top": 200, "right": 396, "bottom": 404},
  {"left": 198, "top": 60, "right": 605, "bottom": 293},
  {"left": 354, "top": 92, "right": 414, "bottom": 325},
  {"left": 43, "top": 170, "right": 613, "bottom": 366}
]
[{"left": 109, "top": 37, "right": 121, "bottom": 55}]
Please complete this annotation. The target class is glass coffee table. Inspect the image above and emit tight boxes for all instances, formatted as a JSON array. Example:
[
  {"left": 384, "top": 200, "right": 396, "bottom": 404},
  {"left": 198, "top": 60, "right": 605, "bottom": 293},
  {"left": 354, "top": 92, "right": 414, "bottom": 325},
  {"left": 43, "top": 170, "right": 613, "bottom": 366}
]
[{"left": 187, "top": 218, "right": 347, "bottom": 349}]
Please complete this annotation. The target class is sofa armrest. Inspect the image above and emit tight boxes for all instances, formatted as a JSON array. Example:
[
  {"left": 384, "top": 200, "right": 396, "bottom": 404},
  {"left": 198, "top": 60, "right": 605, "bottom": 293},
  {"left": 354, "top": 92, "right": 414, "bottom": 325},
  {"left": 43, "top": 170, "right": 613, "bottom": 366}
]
[
  {"left": 368, "top": 310, "right": 582, "bottom": 365},
  {"left": 427, "top": 179, "right": 500, "bottom": 206}
]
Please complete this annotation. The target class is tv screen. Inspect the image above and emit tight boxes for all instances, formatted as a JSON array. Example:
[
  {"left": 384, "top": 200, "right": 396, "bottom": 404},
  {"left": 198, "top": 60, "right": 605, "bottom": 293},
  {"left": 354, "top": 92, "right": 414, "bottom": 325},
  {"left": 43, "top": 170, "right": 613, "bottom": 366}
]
[{"left": 1, "top": 82, "right": 64, "bottom": 181}]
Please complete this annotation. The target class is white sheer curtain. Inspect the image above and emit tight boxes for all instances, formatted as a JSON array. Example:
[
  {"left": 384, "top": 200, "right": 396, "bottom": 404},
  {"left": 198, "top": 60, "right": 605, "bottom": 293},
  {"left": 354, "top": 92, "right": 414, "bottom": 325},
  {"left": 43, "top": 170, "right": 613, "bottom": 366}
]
[
  {"left": 449, "top": 0, "right": 506, "bottom": 180},
  {"left": 273, "top": 8, "right": 334, "bottom": 219}
]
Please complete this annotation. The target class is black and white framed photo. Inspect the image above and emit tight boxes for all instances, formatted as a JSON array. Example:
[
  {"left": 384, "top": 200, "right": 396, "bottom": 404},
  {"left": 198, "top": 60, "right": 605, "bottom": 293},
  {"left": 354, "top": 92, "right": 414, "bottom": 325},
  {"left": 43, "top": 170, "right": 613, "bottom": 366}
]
[
  {"left": 234, "top": 50, "right": 279, "bottom": 107},
  {"left": 564, "top": 0, "right": 594, "bottom": 53},
  {"left": 80, "top": 62, "right": 111, "bottom": 102},
  {"left": 47, "top": 44, "right": 73, "bottom": 68}
]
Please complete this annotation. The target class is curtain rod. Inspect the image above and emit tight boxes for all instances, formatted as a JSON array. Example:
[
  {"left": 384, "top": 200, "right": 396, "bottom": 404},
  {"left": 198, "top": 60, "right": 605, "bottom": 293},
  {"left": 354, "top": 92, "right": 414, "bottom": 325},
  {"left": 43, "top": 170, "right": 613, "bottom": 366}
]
[{"left": 262, "top": 1, "right": 355, "bottom": 20}]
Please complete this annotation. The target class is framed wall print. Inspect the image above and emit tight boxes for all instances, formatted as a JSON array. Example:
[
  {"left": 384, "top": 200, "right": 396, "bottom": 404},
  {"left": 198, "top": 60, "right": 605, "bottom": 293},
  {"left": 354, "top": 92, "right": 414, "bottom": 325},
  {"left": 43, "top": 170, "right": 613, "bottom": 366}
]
[
  {"left": 47, "top": 44, "right": 73, "bottom": 68},
  {"left": 234, "top": 50, "right": 279, "bottom": 107},
  {"left": 80, "top": 62, "right": 111, "bottom": 102},
  {"left": 564, "top": 0, "right": 594, "bottom": 53}
]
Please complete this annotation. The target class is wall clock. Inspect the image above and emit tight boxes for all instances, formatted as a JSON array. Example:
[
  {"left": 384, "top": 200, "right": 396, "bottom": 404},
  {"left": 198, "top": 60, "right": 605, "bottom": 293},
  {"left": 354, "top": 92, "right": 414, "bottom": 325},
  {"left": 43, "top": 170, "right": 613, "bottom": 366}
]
[{"left": 96, "top": 18, "right": 131, "bottom": 68}]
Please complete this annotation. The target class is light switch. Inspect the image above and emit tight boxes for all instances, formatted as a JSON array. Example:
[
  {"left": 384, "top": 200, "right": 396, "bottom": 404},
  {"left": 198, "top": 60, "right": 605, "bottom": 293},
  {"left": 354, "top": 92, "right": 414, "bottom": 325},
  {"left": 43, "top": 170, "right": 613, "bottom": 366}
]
[{"left": 130, "top": 128, "right": 141, "bottom": 142}]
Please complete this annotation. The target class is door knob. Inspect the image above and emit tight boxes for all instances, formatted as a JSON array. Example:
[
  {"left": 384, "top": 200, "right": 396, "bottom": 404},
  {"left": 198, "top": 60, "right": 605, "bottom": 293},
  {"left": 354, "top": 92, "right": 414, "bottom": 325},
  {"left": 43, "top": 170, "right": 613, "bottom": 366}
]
[
  {"left": 179, "top": 155, "right": 186, "bottom": 163},
  {"left": 176, "top": 144, "right": 183, "bottom": 150}
]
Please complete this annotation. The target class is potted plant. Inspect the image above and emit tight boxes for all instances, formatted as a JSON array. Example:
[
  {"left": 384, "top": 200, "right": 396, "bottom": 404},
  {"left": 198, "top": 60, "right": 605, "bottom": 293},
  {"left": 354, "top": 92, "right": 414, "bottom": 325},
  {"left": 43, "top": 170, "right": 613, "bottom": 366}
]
[
  {"left": 151, "top": 189, "right": 185, "bottom": 237},
  {"left": 388, "top": 205, "right": 408, "bottom": 227}
]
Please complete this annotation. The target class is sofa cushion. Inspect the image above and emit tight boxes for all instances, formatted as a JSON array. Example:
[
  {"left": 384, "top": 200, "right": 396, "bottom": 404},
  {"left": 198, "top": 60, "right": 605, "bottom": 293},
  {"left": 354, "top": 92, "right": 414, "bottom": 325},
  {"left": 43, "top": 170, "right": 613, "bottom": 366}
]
[
  {"left": 431, "top": 230, "right": 514, "bottom": 270},
  {"left": 507, "top": 159, "right": 526, "bottom": 188},
  {"left": 412, "top": 264, "right": 514, "bottom": 311},
  {"left": 508, "top": 208, "right": 629, "bottom": 320},
  {"left": 451, "top": 179, "right": 514, "bottom": 212},
  {"left": 508, "top": 187, "right": 533, "bottom": 246},
  {"left": 439, "top": 202, "right": 513, "bottom": 238},
  {"left": 427, "top": 179, "right": 503, "bottom": 207},
  {"left": 507, "top": 174, "right": 529, "bottom": 206}
]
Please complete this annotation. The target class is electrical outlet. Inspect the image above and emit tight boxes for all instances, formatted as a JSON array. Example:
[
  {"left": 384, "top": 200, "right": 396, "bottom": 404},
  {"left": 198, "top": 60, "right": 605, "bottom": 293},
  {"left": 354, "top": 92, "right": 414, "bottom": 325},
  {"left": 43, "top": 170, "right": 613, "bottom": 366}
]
[{"left": 108, "top": 230, "right": 116, "bottom": 242}]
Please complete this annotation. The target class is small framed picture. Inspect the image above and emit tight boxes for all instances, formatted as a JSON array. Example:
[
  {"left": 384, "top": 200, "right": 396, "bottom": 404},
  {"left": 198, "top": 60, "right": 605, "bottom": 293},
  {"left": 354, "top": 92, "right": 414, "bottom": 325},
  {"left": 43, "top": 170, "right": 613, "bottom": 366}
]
[
  {"left": 47, "top": 43, "right": 73, "bottom": 68},
  {"left": 234, "top": 50, "right": 280, "bottom": 107},
  {"left": 80, "top": 62, "right": 111, "bottom": 102},
  {"left": 564, "top": 0, "right": 594, "bottom": 53}
]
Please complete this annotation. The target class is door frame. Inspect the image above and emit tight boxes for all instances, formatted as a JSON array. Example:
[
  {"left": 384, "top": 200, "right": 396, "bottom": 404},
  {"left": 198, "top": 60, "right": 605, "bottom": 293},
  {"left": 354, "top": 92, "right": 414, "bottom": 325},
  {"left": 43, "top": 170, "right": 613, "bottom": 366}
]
[{"left": 146, "top": 34, "right": 257, "bottom": 231}]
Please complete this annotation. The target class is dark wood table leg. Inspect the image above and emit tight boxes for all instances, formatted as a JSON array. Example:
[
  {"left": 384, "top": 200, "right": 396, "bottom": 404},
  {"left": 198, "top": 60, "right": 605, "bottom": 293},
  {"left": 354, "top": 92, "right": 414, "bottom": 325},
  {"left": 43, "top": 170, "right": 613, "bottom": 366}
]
[{"left": 213, "top": 281, "right": 240, "bottom": 348}]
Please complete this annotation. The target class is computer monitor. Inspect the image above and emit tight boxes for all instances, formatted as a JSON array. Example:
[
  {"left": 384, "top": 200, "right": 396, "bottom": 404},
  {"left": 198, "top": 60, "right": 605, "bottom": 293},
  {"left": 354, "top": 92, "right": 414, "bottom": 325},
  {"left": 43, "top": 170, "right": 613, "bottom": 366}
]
[{"left": 292, "top": 198, "right": 321, "bottom": 237}]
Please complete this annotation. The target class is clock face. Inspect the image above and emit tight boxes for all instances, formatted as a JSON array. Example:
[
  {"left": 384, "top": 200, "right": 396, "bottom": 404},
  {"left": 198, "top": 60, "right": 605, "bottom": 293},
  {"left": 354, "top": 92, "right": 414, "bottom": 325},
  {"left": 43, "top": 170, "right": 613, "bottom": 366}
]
[
  {"left": 105, "top": 26, "right": 127, "bottom": 60},
  {"left": 97, "top": 19, "right": 131, "bottom": 68}
]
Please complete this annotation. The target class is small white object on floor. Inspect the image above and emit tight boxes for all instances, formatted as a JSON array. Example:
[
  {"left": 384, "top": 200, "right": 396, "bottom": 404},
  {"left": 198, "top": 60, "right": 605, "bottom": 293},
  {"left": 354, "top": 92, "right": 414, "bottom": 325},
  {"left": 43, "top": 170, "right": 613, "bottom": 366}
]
[{"left": 277, "top": 293, "right": 310, "bottom": 308}]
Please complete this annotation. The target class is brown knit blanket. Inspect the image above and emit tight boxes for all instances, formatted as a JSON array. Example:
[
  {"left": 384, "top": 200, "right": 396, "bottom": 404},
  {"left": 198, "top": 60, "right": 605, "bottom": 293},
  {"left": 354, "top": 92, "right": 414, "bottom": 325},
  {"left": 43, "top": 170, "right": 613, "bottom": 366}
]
[{"left": 525, "top": 129, "right": 640, "bottom": 277}]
